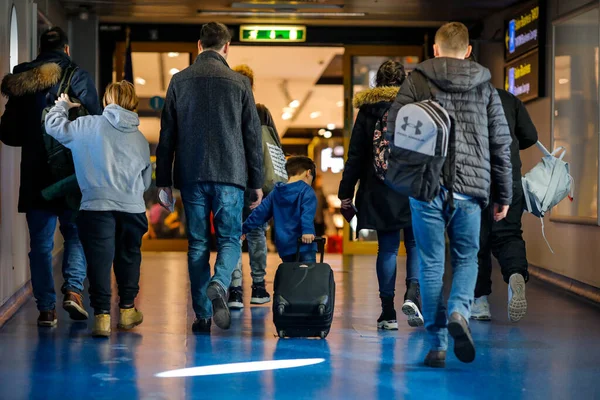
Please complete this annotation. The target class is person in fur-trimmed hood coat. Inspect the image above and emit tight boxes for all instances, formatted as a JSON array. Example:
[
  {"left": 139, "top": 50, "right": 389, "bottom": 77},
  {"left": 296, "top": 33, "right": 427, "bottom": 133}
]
[{"left": 0, "top": 30, "right": 101, "bottom": 213}]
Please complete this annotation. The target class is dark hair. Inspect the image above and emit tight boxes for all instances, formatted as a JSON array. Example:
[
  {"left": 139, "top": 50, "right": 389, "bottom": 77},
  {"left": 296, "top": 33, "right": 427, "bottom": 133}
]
[
  {"left": 199, "top": 22, "right": 232, "bottom": 50},
  {"left": 285, "top": 156, "right": 316, "bottom": 180},
  {"left": 376, "top": 60, "right": 406, "bottom": 87},
  {"left": 40, "top": 27, "right": 69, "bottom": 53}
]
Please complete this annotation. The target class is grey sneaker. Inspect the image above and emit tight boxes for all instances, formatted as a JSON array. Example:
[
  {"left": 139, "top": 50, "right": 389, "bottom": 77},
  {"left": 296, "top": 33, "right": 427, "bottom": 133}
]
[
  {"left": 508, "top": 274, "right": 527, "bottom": 322},
  {"left": 471, "top": 296, "right": 492, "bottom": 321}
]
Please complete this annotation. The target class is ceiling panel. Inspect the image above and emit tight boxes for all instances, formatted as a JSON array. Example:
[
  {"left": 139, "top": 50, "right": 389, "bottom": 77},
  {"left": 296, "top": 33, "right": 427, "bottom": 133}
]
[{"left": 60, "top": 0, "right": 524, "bottom": 26}]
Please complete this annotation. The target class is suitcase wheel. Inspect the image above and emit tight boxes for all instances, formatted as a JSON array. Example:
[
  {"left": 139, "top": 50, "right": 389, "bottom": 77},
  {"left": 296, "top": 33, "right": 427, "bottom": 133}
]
[{"left": 278, "top": 330, "right": 286, "bottom": 338}]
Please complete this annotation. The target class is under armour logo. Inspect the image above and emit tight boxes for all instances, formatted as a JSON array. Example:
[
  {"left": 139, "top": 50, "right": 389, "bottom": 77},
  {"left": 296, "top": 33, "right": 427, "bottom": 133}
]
[{"left": 401, "top": 117, "right": 423, "bottom": 135}]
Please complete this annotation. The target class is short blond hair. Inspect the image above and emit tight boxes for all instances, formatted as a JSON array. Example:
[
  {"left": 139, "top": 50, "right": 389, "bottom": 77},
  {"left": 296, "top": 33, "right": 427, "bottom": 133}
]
[
  {"left": 103, "top": 81, "right": 139, "bottom": 111},
  {"left": 435, "top": 22, "right": 470, "bottom": 55},
  {"left": 233, "top": 64, "right": 254, "bottom": 88}
]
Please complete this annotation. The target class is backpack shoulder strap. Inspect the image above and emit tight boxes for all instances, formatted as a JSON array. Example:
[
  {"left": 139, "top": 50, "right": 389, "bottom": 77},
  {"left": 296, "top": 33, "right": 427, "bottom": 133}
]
[
  {"left": 409, "top": 70, "right": 432, "bottom": 102},
  {"left": 59, "top": 65, "right": 79, "bottom": 96}
]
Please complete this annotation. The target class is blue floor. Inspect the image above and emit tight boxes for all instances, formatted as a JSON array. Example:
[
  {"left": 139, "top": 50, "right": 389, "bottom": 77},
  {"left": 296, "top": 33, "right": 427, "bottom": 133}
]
[{"left": 1, "top": 252, "right": 599, "bottom": 399}]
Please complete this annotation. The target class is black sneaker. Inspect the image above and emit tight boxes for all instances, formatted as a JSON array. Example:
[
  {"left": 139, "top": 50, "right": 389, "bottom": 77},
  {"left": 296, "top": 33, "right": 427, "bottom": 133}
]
[
  {"left": 228, "top": 287, "right": 244, "bottom": 310},
  {"left": 192, "top": 318, "right": 211, "bottom": 334},
  {"left": 448, "top": 312, "right": 476, "bottom": 363},
  {"left": 206, "top": 282, "right": 231, "bottom": 330},
  {"left": 402, "top": 280, "right": 424, "bottom": 327},
  {"left": 377, "top": 296, "right": 398, "bottom": 330},
  {"left": 250, "top": 282, "right": 271, "bottom": 305}
]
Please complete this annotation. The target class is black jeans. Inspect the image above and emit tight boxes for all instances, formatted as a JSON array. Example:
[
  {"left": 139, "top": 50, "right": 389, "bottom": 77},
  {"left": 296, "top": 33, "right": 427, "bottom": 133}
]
[
  {"left": 77, "top": 211, "right": 148, "bottom": 313},
  {"left": 475, "top": 181, "right": 529, "bottom": 298}
]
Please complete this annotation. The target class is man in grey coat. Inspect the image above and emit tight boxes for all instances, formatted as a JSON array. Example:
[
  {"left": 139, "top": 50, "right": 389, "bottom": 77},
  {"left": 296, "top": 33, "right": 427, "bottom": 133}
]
[{"left": 156, "top": 22, "right": 264, "bottom": 333}]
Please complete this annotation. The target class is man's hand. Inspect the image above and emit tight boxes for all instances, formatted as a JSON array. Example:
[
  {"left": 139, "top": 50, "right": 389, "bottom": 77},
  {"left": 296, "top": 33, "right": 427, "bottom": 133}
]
[
  {"left": 241, "top": 234, "right": 246, "bottom": 242},
  {"left": 301, "top": 234, "right": 315, "bottom": 244},
  {"left": 493, "top": 204, "right": 509, "bottom": 222},
  {"left": 158, "top": 187, "right": 174, "bottom": 211},
  {"left": 249, "top": 188, "right": 263, "bottom": 210},
  {"left": 56, "top": 93, "right": 80, "bottom": 110},
  {"left": 340, "top": 198, "right": 353, "bottom": 210}
]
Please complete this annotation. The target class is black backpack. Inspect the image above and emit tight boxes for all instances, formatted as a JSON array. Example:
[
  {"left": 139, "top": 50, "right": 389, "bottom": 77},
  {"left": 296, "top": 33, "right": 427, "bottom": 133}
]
[
  {"left": 384, "top": 71, "right": 455, "bottom": 203},
  {"left": 40, "top": 65, "right": 88, "bottom": 209}
]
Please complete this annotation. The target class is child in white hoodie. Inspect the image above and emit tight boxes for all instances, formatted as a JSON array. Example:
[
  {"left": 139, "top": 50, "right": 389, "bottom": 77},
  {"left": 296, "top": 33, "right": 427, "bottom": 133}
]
[{"left": 45, "top": 81, "right": 151, "bottom": 337}]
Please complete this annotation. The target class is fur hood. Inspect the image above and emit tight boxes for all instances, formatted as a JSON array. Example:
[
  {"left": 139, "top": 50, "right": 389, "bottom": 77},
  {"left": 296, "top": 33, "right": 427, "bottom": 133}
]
[
  {"left": 1, "top": 63, "right": 62, "bottom": 97},
  {"left": 352, "top": 86, "right": 399, "bottom": 109}
]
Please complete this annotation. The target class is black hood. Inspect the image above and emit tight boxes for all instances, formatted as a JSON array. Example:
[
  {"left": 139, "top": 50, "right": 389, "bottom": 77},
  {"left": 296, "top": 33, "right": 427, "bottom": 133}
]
[{"left": 415, "top": 57, "right": 491, "bottom": 93}]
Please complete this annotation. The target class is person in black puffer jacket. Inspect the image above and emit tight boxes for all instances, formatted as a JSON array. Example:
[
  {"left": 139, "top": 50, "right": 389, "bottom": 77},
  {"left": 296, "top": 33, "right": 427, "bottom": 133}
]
[
  {"left": 388, "top": 22, "right": 512, "bottom": 368},
  {"left": 339, "top": 61, "right": 423, "bottom": 331}
]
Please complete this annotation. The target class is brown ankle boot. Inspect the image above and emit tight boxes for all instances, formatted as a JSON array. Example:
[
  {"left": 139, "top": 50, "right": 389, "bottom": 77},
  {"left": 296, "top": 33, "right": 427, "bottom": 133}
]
[{"left": 63, "top": 291, "right": 89, "bottom": 321}]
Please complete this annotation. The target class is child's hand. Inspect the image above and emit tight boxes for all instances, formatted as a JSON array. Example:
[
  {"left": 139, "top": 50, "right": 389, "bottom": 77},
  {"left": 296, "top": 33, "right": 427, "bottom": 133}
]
[
  {"left": 56, "top": 93, "right": 80, "bottom": 110},
  {"left": 241, "top": 234, "right": 246, "bottom": 242},
  {"left": 301, "top": 234, "right": 315, "bottom": 244}
]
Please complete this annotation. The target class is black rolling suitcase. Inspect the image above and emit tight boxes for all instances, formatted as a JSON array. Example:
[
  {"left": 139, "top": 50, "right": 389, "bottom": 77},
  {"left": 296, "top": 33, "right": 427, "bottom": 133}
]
[{"left": 273, "top": 237, "right": 335, "bottom": 339}]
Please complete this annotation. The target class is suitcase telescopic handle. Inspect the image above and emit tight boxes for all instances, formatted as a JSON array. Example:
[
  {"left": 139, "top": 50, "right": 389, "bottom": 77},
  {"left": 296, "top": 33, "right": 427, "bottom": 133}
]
[{"left": 296, "top": 237, "right": 326, "bottom": 263}]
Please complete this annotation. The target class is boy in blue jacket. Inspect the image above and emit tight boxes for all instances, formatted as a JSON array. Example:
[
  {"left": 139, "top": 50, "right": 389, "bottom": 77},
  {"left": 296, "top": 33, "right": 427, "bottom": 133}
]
[{"left": 242, "top": 156, "right": 318, "bottom": 262}]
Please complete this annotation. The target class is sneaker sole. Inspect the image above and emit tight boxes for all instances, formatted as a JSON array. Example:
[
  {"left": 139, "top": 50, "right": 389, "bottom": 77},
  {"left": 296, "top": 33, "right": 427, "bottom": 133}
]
[
  {"left": 207, "top": 285, "right": 231, "bottom": 330},
  {"left": 228, "top": 301, "right": 245, "bottom": 310},
  {"left": 118, "top": 315, "right": 144, "bottom": 330},
  {"left": 63, "top": 300, "right": 89, "bottom": 321},
  {"left": 377, "top": 320, "right": 399, "bottom": 330},
  {"left": 448, "top": 316, "right": 476, "bottom": 363},
  {"left": 401, "top": 301, "right": 424, "bottom": 327},
  {"left": 38, "top": 320, "right": 58, "bottom": 327},
  {"left": 508, "top": 275, "right": 527, "bottom": 323},
  {"left": 250, "top": 297, "right": 271, "bottom": 305},
  {"left": 424, "top": 358, "right": 446, "bottom": 368},
  {"left": 92, "top": 330, "right": 111, "bottom": 338},
  {"left": 470, "top": 314, "right": 492, "bottom": 321}
]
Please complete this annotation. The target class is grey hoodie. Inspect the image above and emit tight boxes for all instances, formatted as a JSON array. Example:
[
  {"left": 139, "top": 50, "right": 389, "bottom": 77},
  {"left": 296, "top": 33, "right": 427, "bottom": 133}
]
[
  {"left": 388, "top": 57, "right": 512, "bottom": 206},
  {"left": 45, "top": 103, "right": 152, "bottom": 213}
]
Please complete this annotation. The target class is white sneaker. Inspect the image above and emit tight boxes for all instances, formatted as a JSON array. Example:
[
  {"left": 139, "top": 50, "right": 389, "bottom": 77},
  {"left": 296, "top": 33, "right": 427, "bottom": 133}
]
[
  {"left": 508, "top": 274, "right": 527, "bottom": 322},
  {"left": 470, "top": 296, "right": 492, "bottom": 321}
]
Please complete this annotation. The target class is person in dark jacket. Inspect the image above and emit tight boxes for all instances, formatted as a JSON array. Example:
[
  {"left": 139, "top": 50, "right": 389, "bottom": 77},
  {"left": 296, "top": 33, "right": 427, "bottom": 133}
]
[
  {"left": 472, "top": 88, "right": 538, "bottom": 323},
  {"left": 338, "top": 60, "right": 423, "bottom": 331},
  {"left": 0, "top": 27, "right": 101, "bottom": 327},
  {"left": 388, "top": 22, "right": 513, "bottom": 368},
  {"left": 228, "top": 64, "right": 282, "bottom": 310},
  {"left": 156, "top": 23, "right": 264, "bottom": 334}
]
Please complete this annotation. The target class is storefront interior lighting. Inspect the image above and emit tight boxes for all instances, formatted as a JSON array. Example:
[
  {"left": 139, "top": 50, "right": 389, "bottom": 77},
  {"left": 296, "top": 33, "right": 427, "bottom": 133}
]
[
  {"left": 327, "top": 123, "right": 336, "bottom": 130},
  {"left": 169, "top": 68, "right": 180, "bottom": 75},
  {"left": 135, "top": 77, "right": 146, "bottom": 85},
  {"left": 167, "top": 52, "right": 180, "bottom": 58},
  {"left": 310, "top": 111, "right": 322, "bottom": 119}
]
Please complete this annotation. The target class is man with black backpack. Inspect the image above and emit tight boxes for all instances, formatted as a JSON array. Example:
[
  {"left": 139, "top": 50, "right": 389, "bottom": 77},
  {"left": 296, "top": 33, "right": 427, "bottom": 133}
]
[
  {"left": 0, "top": 27, "right": 101, "bottom": 327},
  {"left": 387, "top": 22, "right": 513, "bottom": 367}
]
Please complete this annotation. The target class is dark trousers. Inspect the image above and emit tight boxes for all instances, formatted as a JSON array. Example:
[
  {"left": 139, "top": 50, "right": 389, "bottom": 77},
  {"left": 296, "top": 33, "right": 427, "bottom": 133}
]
[
  {"left": 77, "top": 211, "right": 148, "bottom": 313},
  {"left": 475, "top": 181, "right": 529, "bottom": 298}
]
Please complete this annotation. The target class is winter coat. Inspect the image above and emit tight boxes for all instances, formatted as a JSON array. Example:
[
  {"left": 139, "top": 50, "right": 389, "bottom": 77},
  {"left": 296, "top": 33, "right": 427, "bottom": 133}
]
[
  {"left": 388, "top": 58, "right": 513, "bottom": 206},
  {"left": 496, "top": 89, "right": 538, "bottom": 181},
  {"left": 0, "top": 50, "right": 101, "bottom": 212},
  {"left": 338, "top": 86, "right": 412, "bottom": 234},
  {"left": 155, "top": 51, "right": 264, "bottom": 191}
]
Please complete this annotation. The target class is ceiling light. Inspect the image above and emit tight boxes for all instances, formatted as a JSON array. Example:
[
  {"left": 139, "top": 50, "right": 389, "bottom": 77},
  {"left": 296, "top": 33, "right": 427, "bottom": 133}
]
[
  {"left": 558, "top": 78, "right": 569, "bottom": 84},
  {"left": 169, "top": 68, "right": 180, "bottom": 75},
  {"left": 324, "top": 131, "right": 332, "bottom": 139},
  {"left": 336, "top": 101, "right": 344, "bottom": 107},
  {"left": 327, "top": 123, "right": 336, "bottom": 130},
  {"left": 289, "top": 100, "right": 300, "bottom": 108},
  {"left": 282, "top": 112, "right": 292, "bottom": 120},
  {"left": 167, "top": 52, "right": 180, "bottom": 58},
  {"left": 310, "top": 112, "right": 322, "bottom": 119},
  {"left": 318, "top": 129, "right": 326, "bottom": 136},
  {"left": 135, "top": 77, "right": 146, "bottom": 85},
  {"left": 197, "top": 11, "right": 366, "bottom": 18}
]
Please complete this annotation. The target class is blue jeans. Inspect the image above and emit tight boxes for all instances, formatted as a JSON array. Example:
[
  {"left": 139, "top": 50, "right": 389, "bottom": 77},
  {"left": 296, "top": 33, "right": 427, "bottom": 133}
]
[
  {"left": 181, "top": 183, "right": 244, "bottom": 319},
  {"left": 376, "top": 228, "right": 418, "bottom": 298},
  {"left": 410, "top": 192, "right": 481, "bottom": 351},
  {"left": 281, "top": 252, "right": 317, "bottom": 263},
  {"left": 26, "top": 209, "right": 87, "bottom": 312}
]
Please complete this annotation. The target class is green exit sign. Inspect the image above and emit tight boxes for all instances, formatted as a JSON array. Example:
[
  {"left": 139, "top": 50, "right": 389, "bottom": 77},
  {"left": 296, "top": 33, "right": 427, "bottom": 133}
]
[{"left": 240, "top": 25, "right": 306, "bottom": 42}]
